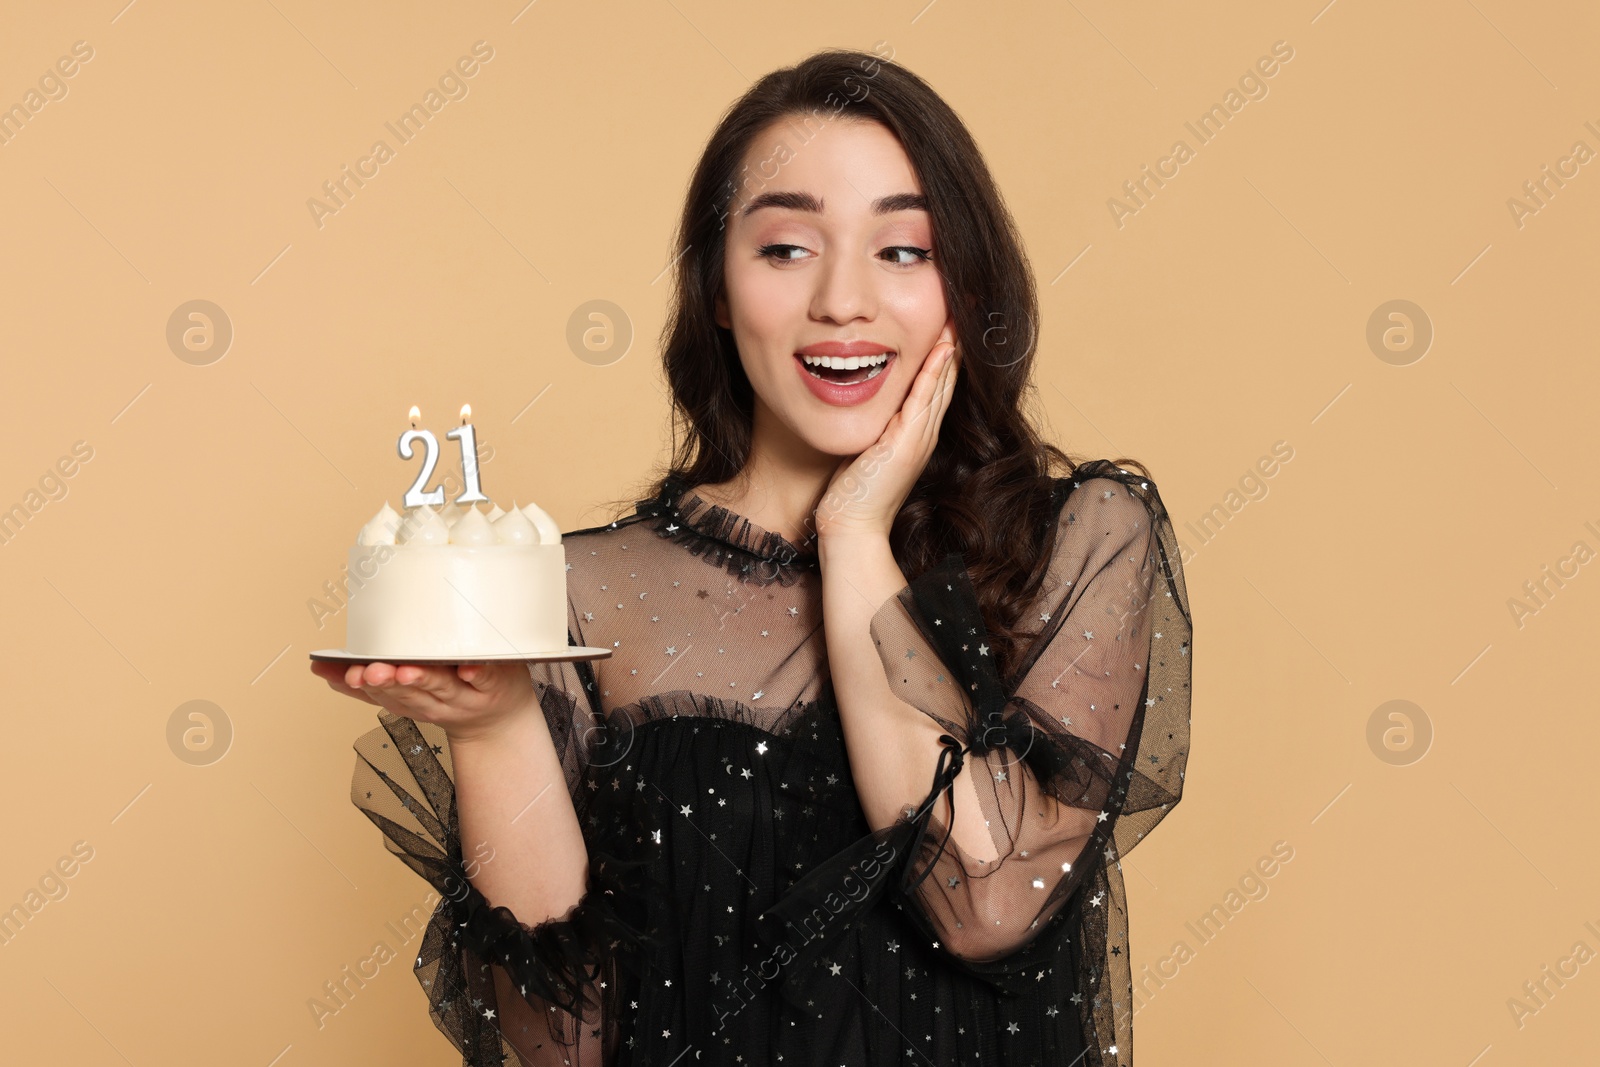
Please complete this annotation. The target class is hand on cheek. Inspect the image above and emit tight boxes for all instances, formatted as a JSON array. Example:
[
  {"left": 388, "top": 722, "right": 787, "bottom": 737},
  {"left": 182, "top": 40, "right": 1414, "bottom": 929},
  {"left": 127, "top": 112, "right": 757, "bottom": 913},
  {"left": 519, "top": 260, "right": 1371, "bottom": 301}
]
[{"left": 815, "top": 318, "right": 959, "bottom": 542}]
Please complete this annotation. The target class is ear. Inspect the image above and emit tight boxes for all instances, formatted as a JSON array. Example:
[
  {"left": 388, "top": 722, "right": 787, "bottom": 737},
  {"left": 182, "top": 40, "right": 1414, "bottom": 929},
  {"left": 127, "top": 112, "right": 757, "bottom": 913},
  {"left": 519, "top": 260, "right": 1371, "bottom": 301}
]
[{"left": 714, "top": 293, "right": 731, "bottom": 330}]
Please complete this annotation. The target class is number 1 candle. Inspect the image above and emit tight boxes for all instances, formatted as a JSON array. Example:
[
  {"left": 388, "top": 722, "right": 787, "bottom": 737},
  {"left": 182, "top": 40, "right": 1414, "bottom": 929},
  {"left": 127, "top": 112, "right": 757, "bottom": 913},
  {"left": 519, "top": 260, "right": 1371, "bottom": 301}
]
[{"left": 447, "top": 403, "right": 488, "bottom": 504}]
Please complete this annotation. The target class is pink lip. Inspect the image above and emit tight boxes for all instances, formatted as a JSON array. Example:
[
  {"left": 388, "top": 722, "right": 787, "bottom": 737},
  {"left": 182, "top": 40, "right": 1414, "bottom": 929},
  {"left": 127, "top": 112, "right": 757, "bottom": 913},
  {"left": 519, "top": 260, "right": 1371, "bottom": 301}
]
[{"left": 793, "top": 349, "right": 895, "bottom": 407}]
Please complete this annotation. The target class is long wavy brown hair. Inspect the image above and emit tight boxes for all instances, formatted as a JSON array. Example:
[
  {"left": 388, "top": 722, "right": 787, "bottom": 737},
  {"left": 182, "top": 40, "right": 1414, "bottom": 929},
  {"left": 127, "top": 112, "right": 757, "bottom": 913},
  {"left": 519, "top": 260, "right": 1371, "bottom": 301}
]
[{"left": 626, "top": 47, "right": 1147, "bottom": 681}]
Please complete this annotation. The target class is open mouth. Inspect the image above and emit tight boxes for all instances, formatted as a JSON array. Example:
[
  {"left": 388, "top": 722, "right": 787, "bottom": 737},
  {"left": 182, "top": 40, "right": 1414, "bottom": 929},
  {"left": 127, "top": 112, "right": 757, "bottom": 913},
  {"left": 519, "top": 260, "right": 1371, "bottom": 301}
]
[{"left": 797, "top": 351, "right": 893, "bottom": 386}]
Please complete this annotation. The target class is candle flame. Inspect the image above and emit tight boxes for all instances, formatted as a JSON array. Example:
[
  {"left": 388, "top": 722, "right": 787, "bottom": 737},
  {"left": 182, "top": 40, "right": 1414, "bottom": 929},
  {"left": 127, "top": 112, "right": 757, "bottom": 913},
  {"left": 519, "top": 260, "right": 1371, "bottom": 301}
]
[
  {"left": 459, "top": 403, "right": 472, "bottom": 423},
  {"left": 408, "top": 405, "right": 420, "bottom": 427}
]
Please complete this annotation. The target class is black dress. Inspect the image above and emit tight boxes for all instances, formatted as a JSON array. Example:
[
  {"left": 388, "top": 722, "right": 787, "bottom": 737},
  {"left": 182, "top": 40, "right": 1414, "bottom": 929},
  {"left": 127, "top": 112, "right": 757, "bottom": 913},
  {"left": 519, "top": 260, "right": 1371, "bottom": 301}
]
[{"left": 350, "top": 459, "right": 1193, "bottom": 1066}]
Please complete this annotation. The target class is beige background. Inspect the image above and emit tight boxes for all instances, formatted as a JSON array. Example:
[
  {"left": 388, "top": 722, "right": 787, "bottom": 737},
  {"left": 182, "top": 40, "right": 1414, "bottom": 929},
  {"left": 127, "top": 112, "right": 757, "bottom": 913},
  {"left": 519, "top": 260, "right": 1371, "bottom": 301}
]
[{"left": 1, "top": 0, "right": 1595, "bottom": 1063}]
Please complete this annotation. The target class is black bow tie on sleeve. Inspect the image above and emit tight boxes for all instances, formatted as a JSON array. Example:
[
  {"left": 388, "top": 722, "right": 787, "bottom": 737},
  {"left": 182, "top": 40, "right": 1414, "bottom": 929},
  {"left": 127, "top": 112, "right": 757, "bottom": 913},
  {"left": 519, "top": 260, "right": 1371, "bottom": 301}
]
[{"left": 893, "top": 552, "right": 1012, "bottom": 898}]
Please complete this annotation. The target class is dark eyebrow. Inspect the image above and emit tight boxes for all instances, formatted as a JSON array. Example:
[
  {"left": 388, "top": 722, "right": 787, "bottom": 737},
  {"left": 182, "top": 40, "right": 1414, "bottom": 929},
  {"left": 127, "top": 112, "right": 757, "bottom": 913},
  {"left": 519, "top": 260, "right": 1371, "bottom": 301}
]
[{"left": 740, "top": 191, "right": 929, "bottom": 217}]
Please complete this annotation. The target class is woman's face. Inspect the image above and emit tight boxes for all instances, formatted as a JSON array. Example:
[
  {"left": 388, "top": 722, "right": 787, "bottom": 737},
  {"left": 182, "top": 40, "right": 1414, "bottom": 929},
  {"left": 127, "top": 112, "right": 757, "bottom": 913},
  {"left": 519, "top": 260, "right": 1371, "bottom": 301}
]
[{"left": 717, "top": 116, "right": 952, "bottom": 459}]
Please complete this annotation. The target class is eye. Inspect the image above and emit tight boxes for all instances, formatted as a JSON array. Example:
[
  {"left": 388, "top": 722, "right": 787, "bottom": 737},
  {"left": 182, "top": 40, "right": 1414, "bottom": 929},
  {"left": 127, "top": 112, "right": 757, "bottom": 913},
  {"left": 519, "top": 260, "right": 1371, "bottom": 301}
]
[
  {"left": 880, "top": 246, "right": 933, "bottom": 267},
  {"left": 755, "top": 243, "right": 810, "bottom": 264}
]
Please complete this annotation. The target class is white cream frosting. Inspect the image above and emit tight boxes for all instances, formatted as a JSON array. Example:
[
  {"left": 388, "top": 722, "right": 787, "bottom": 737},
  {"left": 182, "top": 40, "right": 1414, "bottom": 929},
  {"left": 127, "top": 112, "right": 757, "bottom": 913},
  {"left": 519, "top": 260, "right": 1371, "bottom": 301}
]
[
  {"left": 519, "top": 501, "right": 562, "bottom": 544},
  {"left": 493, "top": 507, "right": 539, "bottom": 545},
  {"left": 355, "top": 500, "right": 562, "bottom": 547},
  {"left": 345, "top": 496, "right": 568, "bottom": 656},
  {"left": 396, "top": 503, "right": 449, "bottom": 545},
  {"left": 449, "top": 506, "right": 499, "bottom": 546},
  {"left": 357, "top": 502, "right": 403, "bottom": 546}
]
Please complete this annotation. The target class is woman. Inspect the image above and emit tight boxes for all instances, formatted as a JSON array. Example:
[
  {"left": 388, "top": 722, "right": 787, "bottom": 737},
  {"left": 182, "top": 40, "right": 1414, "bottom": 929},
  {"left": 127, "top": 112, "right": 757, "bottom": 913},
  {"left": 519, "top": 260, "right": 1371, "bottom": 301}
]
[{"left": 315, "top": 48, "right": 1192, "bottom": 1067}]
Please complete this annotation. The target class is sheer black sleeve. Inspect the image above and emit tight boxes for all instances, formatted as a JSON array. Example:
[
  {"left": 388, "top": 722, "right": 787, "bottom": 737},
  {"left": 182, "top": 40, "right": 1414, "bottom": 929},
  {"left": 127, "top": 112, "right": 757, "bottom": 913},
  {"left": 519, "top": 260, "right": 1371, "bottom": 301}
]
[
  {"left": 350, "top": 638, "right": 660, "bottom": 1066},
  {"left": 867, "top": 461, "right": 1192, "bottom": 1052}
]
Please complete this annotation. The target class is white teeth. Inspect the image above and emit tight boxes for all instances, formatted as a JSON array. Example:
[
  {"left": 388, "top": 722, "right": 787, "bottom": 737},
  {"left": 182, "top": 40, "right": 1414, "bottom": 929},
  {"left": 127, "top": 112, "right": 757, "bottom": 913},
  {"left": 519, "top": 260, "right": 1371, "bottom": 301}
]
[{"left": 800, "top": 352, "right": 890, "bottom": 370}]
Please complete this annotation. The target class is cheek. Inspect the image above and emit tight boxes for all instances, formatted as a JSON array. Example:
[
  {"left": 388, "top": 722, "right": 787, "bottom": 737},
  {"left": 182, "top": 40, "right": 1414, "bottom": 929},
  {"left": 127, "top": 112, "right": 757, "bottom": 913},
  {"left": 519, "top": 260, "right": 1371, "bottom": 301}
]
[
  {"left": 911, "top": 273, "right": 949, "bottom": 321},
  {"left": 726, "top": 267, "right": 806, "bottom": 351},
  {"left": 882, "top": 278, "right": 948, "bottom": 345},
  {"left": 745, "top": 267, "right": 806, "bottom": 309}
]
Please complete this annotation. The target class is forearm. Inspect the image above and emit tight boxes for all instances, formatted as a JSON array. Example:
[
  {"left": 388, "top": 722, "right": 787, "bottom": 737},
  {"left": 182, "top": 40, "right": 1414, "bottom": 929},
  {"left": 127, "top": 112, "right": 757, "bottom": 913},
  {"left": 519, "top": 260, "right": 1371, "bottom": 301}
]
[
  {"left": 449, "top": 703, "right": 590, "bottom": 926},
  {"left": 817, "top": 532, "right": 998, "bottom": 864}
]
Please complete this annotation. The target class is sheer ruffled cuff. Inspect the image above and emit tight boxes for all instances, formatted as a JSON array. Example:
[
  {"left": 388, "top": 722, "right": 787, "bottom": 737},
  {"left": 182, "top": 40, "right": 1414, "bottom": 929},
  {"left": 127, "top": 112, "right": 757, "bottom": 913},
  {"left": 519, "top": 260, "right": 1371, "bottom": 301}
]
[
  {"left": 866, "top": 469, "right": 1190, "bottom": 980},
  {"left": 866, "top": 553, "right": 1095, "bottom": 968},
  {"left": 424, "top": 844, "right": 661, "bottom": 1065},
  {"left": 352, "top": 710, "right": 662, "bottom": 1067}
]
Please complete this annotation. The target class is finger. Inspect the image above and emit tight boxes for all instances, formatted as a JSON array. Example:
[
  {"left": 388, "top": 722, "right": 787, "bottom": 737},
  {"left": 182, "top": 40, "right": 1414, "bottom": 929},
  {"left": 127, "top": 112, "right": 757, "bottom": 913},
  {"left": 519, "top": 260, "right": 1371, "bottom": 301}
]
[
  {"left": 457, "top": 663, "right": 487, "bottom": 691},
  {"left": 923, "top": 372, "right": 948, "bottom": 450},
  {"left": 358, "top": 661, "right": 443, "bottom": 687},
  {"left": 908, "top": 342, "right": 953, "bottom": 425},
  {"left": 456, "top": 662, "right": 508, "bottom": 693},
  {"left": 387, "top": 664, "right": 472, "bottom": 705},
  {"left": 923, "top": 347, "right": 958, "bottom": 449},
  {"left": 311, "top": 661, "right": 380, "bottom": 705},
  {"left": 357, "top": 662, "right": 459, "bottom": 716},
  {"left": 358, "top": 660, "right": 396, "bottom": 686},
  {"left": 916, "top": 340, "right": 951, "bottom": 392},
  {"left": 935, "top": 365, "right": 956, "bottom": 434},
  {"left": 934, "top": 340, "right": 957, "bottom": 387}
]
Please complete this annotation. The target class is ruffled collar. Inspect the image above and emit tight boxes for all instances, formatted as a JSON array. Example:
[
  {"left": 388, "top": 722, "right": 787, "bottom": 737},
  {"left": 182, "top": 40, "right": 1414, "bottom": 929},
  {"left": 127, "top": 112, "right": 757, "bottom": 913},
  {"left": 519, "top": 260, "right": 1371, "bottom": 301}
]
[{"left": 640, "top": 475, "right": 820, "bottom": 574}]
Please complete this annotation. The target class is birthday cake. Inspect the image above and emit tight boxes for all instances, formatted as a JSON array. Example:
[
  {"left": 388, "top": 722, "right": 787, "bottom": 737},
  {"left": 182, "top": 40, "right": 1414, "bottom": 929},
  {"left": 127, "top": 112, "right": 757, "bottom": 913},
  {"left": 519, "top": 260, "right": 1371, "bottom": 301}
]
[{"left": 342, "top": 499, "right": 567, "bottom": 659}]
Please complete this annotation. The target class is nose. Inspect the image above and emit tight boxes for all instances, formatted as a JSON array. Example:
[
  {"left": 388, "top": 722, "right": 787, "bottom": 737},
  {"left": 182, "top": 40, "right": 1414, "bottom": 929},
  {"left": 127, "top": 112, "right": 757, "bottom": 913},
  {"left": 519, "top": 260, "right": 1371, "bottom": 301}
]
[{"left": 808, "top": 247, "right": 877, "bottom": 325}]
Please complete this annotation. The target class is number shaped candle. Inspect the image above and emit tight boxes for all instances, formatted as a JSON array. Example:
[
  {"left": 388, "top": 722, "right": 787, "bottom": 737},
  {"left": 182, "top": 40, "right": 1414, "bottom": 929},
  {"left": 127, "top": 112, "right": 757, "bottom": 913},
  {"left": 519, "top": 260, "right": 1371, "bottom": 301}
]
[
  {"left": 399, "top": 406, "right": 446, "bottom": 507},
  {"left": 399, "top": 404, "right": 489, "bottom": 508},
  {"left": 447, "top": 403, "right": 488, "bottom": 504}
]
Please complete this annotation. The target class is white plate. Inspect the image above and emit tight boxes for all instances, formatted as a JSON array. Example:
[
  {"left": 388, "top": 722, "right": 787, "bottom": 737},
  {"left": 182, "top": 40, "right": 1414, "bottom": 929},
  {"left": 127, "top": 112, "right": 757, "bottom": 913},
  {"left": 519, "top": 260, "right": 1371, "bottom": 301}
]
[{"left": 309, "top": 646, "right": 612, "bottom": 665}]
